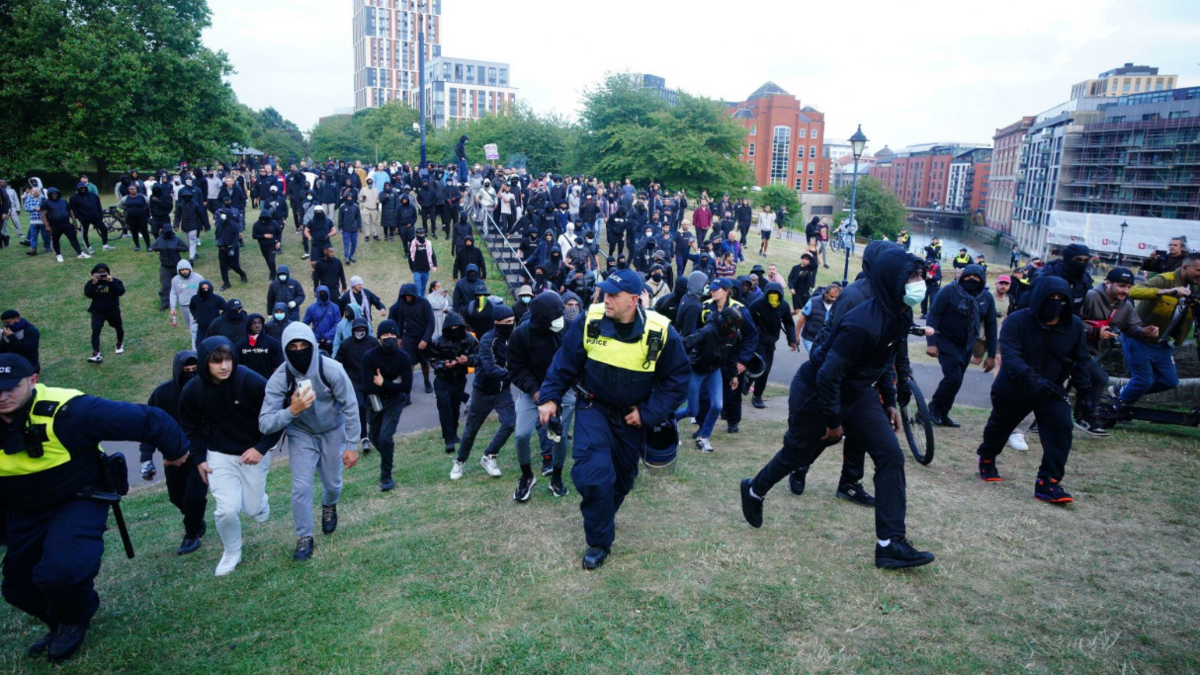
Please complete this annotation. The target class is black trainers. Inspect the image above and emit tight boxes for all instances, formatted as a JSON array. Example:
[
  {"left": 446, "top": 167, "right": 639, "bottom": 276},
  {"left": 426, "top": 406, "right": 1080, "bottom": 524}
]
[
  {"left": 178, "top": 535, "right": 202, "bottom": 556},
  {"left": 788, "top": 466, "right": 809, "bottom": 495},
  {"left": 513, "top": 475, "right": 536, "bottom": 502},
  {"left": 751, "top": 397, "right": 766, "bottom": 409},
  {"left": 549, "top": 477, "right": 568, "bottom": 497},
  {"left": 1073, "top": 417, "right": 1110, "bottom": 438},
  {"left": 444, "top": 441, "right": 456, "bottom": 454},
  {"left": 1034, "top": 478, "right": 1074, "bottom": 504},
  {"left": 836, "top": 483, "right": 876, "bottom": 507},
  {"left": 28, "top": 627, "right": 56, "bottom": 657},
  {"left": 1028, "top": 421, "right": 1039, "bottom": 435},
  {"left": 541, "top": 455, "right": 554, "bottom": 476},
  {"left": 978, "top": 458, "right": 1002, "bottom": 482},
  {"left": 740, "top": 478, "right": 763, "bottom": 528},
  {"left": 380, "top": 476, "right": 396, "bottom": 492},
  {"left": 727, "top": 424, "right": 739, "bottom": 433},
  {"left": 47, "top": 619, "right": 90, "bottom": 664},
  {"left": 424, "top": 381, "right": 434, "bottom": 394},
  {"left": 938, "top": 413, "right": 961, "bottom": 429},
  {"left": 321, "top": 504, "right": 338, "bottom": 534},
  {"left": 582, "top": 546, "right": 610, "bottom": 570},
  {"left": 875, "top": 538, "right": 935, "bottom": 570},
  {"left": 293, "top": 536, "right": 315, "bottom": 561}
]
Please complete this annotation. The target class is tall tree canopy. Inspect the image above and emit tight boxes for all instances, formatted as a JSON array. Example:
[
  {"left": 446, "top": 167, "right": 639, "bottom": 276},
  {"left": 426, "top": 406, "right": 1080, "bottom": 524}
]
[
  {"left": 835, "top": 176, "right": 908, "bottom": 240},
  {"left": 0, "top": 0, "right": 245, "bottom": 178}
]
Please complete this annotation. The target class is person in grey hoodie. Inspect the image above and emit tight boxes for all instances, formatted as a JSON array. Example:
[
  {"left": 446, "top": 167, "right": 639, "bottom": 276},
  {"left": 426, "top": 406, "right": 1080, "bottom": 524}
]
[
  {"left": 259, "top": 322, "right": 361, "bottom": 562},
  {"left": 169, "top": 259, "right": 205, "bottom": 349},
  {"left": 676, "top": 271, "right": 710, "bottom": 335}
]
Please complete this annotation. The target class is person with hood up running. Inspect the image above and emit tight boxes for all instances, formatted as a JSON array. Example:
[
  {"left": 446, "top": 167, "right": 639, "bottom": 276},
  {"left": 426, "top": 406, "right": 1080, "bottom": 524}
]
[
  {"left": 388, "top": 283, "right": 435, "bottom": 393},
  {"left": 925, "top": 263, "right": 997, "bottom": 428},
  {"left": 395, "top": 193, "right": 418, "bottom": 249},
  {"left": 303, "top": 286, "right": 340, "bottom": 354},
  {"left": 453, "top": 235, "right": 487, "bottom": 281},
  {"left": 180, "top": 336, "right": 282, "bottom": 576},
  {"left": 507, "top": 291, "right": 573, "bottom": 491},
  {"left": 362, "top": 320, "right": 412, "bottom": 490},
  {"left": 452, "top": 263, "right": 484, "bottom": 315},
  {"left": 154, "top": 225, "right": 190, "bottom": 311},
  {"left": 303, "top": 205, "right": 337, "bottom": 261},
  {"left": 259, "top": 323, "right": 361, "bottom": 561},
  {"left": 265, "top": 302, "right": 292, "bottom": 344},
  {"left": 747, "top": 282, "right": 798, "bottom": 408},
  {"left": 188, "top": 280, "right": 225, "bottom": 344},
  {"left": 676, "top": 271, "right": 710, "bottom": 335},
  {"left": 140, "top": 350, "right": 210, "bottom": 555},
  {"left": 464, "top": 283, "right": 496, "bottom": 339},
  {"left": 213, "top": 201, "right": 248, "bottom": 290},
  {"left": 450, "top": 305, "right": 518, "bottom": 484},
  {"left": 973, "top": 276, "right": 1091, "bottom": 504},
  {"left": 428, "top": 313, "right": 480, "bottom": 454},
  {"left": 235, "top": 314, "right": 283, "bottom": 379},
  {"left": 740, "top": 247, "right": 937, "bottom": 570},
  {"left": 267, "top": 264, "right": 306, "bottom": 321}
]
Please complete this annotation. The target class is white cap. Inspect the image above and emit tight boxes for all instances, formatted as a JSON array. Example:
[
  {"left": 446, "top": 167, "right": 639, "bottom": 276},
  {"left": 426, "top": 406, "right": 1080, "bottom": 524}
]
[{"left": 314, "top": 205, "right": 325, "bottom": 212}]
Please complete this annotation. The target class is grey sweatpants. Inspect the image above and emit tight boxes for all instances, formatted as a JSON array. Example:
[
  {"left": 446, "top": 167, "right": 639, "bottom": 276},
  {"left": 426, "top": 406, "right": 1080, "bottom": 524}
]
[
  {"left": 287, "top": 426, "right": 346, "bottom": 538},
  {"left": 515, "top": 390, "right": 575, "bottom": 468}
]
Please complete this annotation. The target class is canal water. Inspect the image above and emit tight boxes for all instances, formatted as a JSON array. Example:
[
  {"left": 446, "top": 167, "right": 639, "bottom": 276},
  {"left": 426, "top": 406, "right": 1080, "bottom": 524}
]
[{"left": 902, "top": 222, "right": 1013, "bottom": 268}]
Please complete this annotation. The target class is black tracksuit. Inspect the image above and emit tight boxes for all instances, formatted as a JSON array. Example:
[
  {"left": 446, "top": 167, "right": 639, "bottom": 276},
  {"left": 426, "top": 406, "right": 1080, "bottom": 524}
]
[
  {"left": 925, "top": 264, "right": 996, "bottom": 419},
  {"left": 84, "top": 275, "right": 125, "bottom": 353},
  {"left": 388, "top": 283, "right": 435, "bottom": 373},
  {"left": 362, "top": 342, "right": 413, "bottom": 480},
  {"left": 975, "top": 276, "right": 1090, "bottom": 483},
  {"left": 189, "top": 284, "right": 225, "bottom": 340},
  {"left": 748, "top": 283, "right": 796, "bottom": 398},
  {"left": 252, "top": 214, "right": 282, "bottom": 277},
  {"left": 140, "top": 350, "right": 208, "bottom": 538},
  {"left": 336, "top": 318, "right": 378, "bottom": 446},
  {"left": 428, "top": 314, "right": 479, "bottom": 444},
  {"left": 267, "top": 266, "right": 306, "bottom": 320}
]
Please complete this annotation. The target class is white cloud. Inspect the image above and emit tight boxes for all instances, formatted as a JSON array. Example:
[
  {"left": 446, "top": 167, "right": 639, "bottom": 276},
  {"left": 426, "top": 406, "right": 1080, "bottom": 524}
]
[{"left": 202, "top": 0, "right": 1200, "bottom": 151}]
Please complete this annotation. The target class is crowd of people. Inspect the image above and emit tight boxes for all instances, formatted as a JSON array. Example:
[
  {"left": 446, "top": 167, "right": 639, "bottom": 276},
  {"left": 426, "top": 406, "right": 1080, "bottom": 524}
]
[{"left": 1, "top": 148, "right": 1197, "bottom": 663}]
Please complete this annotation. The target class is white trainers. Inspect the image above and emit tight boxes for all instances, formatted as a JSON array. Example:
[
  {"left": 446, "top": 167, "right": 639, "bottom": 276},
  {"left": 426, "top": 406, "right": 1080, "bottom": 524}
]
[
  {"left": 450, "top": 460, "right": 466, "bottom": 480},
  {"left": 115, "top": 343, "right": 125, "bottom": 355},
  {"left": 87, "top": 353, "right": 103, "bottom": 364},
  {"left": 86, "top": 246, "right": 94, "bottom": 254},
  {"left": 78, "top": 251, "right": 91, "bottom": 259},
  {"left": 56, "top": 254, "right": 64, "bottom": 262},
  {"left": 214, "top": 550, "right": 242, "bottom": 576},
  {"left": 102, "top": 244, "right": 115, "bottom": 251},
  {"left": 480, "top": 454, "right": 501, "bottom": 477},
  {"left": 1007, "top": 432, "right": 1029, "bottom": 451}
]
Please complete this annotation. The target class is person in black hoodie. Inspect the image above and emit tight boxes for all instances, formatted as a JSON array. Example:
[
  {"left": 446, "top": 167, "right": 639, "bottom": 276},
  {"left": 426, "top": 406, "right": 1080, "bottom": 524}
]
[
  {"left": 311, "top": 244, "right": 348, "bottom": 295},
  {"left": 172, "top": 191, "right": 209, "bottom": 262},
  {"left": 149, "top": 183, "right": 174, "bottom": 238},
  {"left": 84, "top": 263, "right": 125, "bottom": 364},
  {"left": 507, "top": 291, "right": 572, "bottom": 488},
  {"left": 179, "top": 336, "right": 282, "bottom": 576},
  {"left": 1030, "top": 242, "right": 1093, "bottom": 317},
  {"left": 69, "top": 183, "right": 108, "bottom": 253},
  {"left": 0, "top": 309, "right": 40, "bottom": 373},
  {"left": 140, "top": 350, "right": 209, "bottom": 555},
  {"left": 428, "top": 313, "right": 480, "bottom": 453},
  {"left": 740, "top": 248, "right": 936, "bottom": 571},
  {"left": 361, "top": 320, "right": 412, "bottom": 491},
  {"left": 214, "top": 203, "right": 248, "bottom": 289},
  {"left": 464, "top": 283, "right": 495, "bottom": 339},
  {"left": 267, "top": 264, "right": 306, "bottom": 321},
  {"left": 453, "top": 263, "right": 483, "bottom": 315},
  {"left": 265, "top": 302, "right": 292, "bottom": 344},
  {"left": 676, "top": 271, "right": 709, "bottom": 335},
  {"left": 395, "top": 194, "right": 417, "bottom": 249},
  {"left": 206, "top": 297, "right": 249, "bottom": 344},
  {"left": 388, "top": 282, "right": 435, "bottom": 393},
  {"left": 453, "top": 236, "right": 487, "bottom": 281},
  {"left": 252, "top": 208, "right": 281, "bottom": 277},
  {"left": 925, "top": 263, "right": 997, "bottom": 428},
  {"left": 189, "top": 280, "right": 225, "bottom": 342},
  {"left": 974, "top": 276, "right": 1090, "bottom": 504},
  {"left": 235, "top": 314, "right": 283, "bottom": 379},
  {"left": 336, "top": 317, "right": 378, "bottom": 453},
  {"left": 747, "top": 282, "right": 797, "bottom": 409},
  {"left": 450, "top": 305, "right": 517, "bottom": 483}
]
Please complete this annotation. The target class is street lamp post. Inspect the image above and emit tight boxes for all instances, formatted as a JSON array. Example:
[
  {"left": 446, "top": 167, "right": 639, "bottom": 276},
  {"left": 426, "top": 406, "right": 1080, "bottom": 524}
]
[
  {"left": 417, "top": 2, "right": 427, "bottom": 167},
  {"left": 843, "top": 124, "right": 868, "bottom": 286},
  {"left": 1117, "top": 219, "right": 1129, "bottom": 266}
]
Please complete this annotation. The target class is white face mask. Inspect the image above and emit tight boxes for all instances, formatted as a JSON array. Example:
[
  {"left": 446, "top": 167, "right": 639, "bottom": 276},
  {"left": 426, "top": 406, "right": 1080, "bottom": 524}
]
[
  {"left": 550, "top": 316, "right": 565, "bottom": 333},
  {"left": 903, "top": 281, "right": 926, "bottom": 307}
]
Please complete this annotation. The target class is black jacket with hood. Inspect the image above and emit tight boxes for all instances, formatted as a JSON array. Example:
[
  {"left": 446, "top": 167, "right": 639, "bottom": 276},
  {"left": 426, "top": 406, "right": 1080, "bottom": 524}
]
[
  {"left": 334, "top": 317, "right": 378, "bottom": 391},
  {"left": 452, "top": 264, "right": 482, "bottom": 315},
  {"left": 235, "top": 315, "right": 284, "bottom": 380},
  {"left": 676, "top": 271, "right": 709, "bottom": 336},
  {"left": 267, "top": 264, "right": 306, "bottom": 320},
  {"left": 453, "top": 241, "right": 487, "bottom": 280},
  {"left": 749, "top": 282, "right": 796, "bottom": 350},
  {"left": 1030, "top": 243, "right": 1094, "bottom": 317},
  {"left": 206, "top": 302, "right": 249, "bottom": 344},
  {"left": 189, "top": 281, "right": 225, "bottom": 333},
  {"left": 429, "top": 313, "right": 479, "bottom": 385},
  {"left": 179, "top": 336, "right": 282, "bottom": 463},
  {"left": 265, "top": 301, "right": 292, "bottom": 344},
  {"left": 139, "top": 350, "right": 199, "bottom": 459},
  {"left": 388, "top": 283, "right": 435, "bottom": 344},
  {"left": 507, "top": 292, "right": 564, "bottom": 396},
  {"left": 993, "top": 276, "right": 1091, "bottom": 400}
]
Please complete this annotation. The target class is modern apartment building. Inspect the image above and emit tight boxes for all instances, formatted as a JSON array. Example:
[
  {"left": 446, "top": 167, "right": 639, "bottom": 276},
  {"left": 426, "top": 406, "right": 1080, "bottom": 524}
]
[
  {"left": 423, "top": 56, "right": 517, "bottom": 128},
  {"left": 728, "top": 82, "right": 830, "bottom": 194},
  {"left": 1070, "top": 63, "right": 1177, "bottom": 101}
]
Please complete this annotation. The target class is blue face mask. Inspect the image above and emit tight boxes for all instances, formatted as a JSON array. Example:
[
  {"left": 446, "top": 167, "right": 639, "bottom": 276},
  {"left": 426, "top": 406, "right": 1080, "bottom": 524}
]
[
  {"left": 521, "top": 296, "right": 531, "bottom": 304},
  {"left": 903, "top": 281, "right": 926, "bottom": 307}
]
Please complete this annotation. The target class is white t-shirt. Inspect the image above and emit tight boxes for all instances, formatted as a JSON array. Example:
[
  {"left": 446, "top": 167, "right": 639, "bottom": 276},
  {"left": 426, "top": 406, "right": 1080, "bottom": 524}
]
[{"left": 758, "top": 212, "right": 776, "bottom": 232}]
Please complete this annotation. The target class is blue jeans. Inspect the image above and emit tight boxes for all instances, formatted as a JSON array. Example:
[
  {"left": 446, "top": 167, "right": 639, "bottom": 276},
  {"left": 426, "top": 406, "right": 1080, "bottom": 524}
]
[
  {"left": 28, "top": 222, "right": 50, "bottom": 251},
  {"left": 413, "top": 271, "right": 429, "bottom": 297},
  {"left": 1120, "top": 338, "right": 1179, "bottom": 404},
  {"left": 343, "top": 231, "right": 358, "bottom": 260},
  {"left": 801, "top": 339, "right": 814, "bottom": 354},
  {"left": 676, "top": 369, "right": 724, "bottom": 438}
]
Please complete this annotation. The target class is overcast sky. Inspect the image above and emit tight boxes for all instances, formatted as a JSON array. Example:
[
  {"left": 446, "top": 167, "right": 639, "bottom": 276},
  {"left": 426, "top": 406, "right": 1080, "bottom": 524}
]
[{"left": 203, "top": 0, "right": 1200, "bottom": 153}]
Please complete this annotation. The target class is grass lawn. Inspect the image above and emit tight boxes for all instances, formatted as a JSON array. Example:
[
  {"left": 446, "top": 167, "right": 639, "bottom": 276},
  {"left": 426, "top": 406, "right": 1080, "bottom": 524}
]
[{"left": 2, "top": 406, "right": 1198, "bottom": 674}]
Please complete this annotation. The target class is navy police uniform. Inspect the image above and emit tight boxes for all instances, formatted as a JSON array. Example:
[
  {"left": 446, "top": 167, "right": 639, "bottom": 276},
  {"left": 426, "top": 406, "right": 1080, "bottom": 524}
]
[{"left": 538, "top": 270, "right": 689, "bottom": 563}]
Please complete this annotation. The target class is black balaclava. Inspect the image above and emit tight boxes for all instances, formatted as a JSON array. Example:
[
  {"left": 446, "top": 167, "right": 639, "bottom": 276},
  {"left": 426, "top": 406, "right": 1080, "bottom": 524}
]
[{"left": 287, "top": 340, "right": 314, "bottom": 374}]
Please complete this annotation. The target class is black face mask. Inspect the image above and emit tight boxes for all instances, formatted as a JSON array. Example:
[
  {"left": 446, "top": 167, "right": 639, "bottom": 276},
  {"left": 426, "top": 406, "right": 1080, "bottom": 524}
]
[
  {"left": 495, "top": 323, "right": 514, "bottom": 339},
  {"left": 198, "top": 286, "right": 211, "bottom": 297},
  {"left": 178, "top": 369, "right": 197, "bottom": 389},
  {"left": 381, "top": 337, "right": 398, "bottom": 353},
  {"left": 1040, "top": 298, "right": 1067, "bottom": 323},
  {"left": 1064, "top": 259, "right": 1087, "bottom": 280},
  {"left": 225, "top": 308, "right": 242, "bottom": 320},
  {"left": 652, "top": 273, "right": 663, "bottom": 281},
  {"left": 318, "top": 292, "right": 329, "bottom": 303},
  {"left": 444, "top": 326, "right": 465, "bottom": 341},
  {"left": 960, "top": 279, "right": 983, "bottom": 295},
  {"left": 287, "top": 344, "right": 314, "bottom": 374},
  {"left": 353, "top": 329, "right": 367, "bottom": 340},
  {"left": 404, "top": 296, "right": 414, "bottom": 304}
]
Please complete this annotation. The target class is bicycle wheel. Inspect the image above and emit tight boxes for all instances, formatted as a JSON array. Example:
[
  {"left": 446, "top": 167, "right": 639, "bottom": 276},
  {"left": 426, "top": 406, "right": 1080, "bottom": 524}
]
[
  {"left": 103, "top": 212, "right": 126, "bottom": 236},
  {"left": 830, "top": 236, "right": 843, "bottom": 253},
  {"left": 900, "top": 379, "right": 935, "bottom": 465}
]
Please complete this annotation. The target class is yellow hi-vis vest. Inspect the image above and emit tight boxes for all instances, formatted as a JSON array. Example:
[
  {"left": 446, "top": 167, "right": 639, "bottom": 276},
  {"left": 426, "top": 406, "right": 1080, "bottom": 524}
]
[
  {"left": 0, "top": 384, "right": 84, "bottom": 478},
  {"left": 582, "top": 304, "right": 670, "bottom": 372},
  {"left": 700, "top": 298, "right": 745, "bottom": 325},
  {"left": 955, "top": 254, "right": 971, "bottom": 266}
]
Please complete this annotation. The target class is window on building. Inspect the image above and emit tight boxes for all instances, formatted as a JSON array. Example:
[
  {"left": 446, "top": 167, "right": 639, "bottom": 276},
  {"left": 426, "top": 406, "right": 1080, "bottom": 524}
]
[
  {"left": 488, "top": 67, "right": 497, "bottom": 86},
  {"left": 499, "top": 68, "right": 508, "bottom": 86},
  {"left": 818, "top": 180, "right": 824, "bottom": 192},
  {"left": 798, "top": 145, "right": 805, "bottom": 158},
  {"left": 808, "top": 162, "right": 815, "bottom": 175},
  {"left": 770, "top": 126, "right": 791, "bottom": 185},
  {"left": 811, "top": 129, "right": 819, "bottom": 139},
  {"left": 1168, "top": 110, "right": 1190, "bottom": 119},
  {"left": 809, "top": 146, "right": 817, "bottom": 158},
  {"left": 449, "top": 87, "right": 457, "bottom": 115},
  {"left": 807, "top": 179, "right": 814, "bottom": 191},
  {"left": 795, "top": 177, "right": 804, "bottom": 190},
  {"left": 465, "top": 65, "right": 474, "bottom": 84},
  {"left": 748, "top": 142, "right": 755, "bottom": 157},
  {"left": 749, "top": 125, "right": 756, "bottom": 136},
  {"left": 798, "top": 128, "right": 807, "bottom": 138},
  {"left": 1142, "top": 113, "right": 1161, "bottom": 121}
]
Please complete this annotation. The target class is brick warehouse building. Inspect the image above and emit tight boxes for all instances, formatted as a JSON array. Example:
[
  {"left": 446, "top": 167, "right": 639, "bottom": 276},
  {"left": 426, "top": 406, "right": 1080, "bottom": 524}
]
[
  {"left": 985, "top": 117, "right": 1035, "bottom": 235},
  {"left": 728, "top": 82, "right": 831, "bottom": 195},
  {"left": 870, "top": 142, "right": 991, "bottom": 211}
]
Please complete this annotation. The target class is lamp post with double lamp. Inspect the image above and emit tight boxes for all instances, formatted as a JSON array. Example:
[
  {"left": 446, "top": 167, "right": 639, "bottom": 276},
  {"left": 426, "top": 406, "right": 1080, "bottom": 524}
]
[
  {"left": 1117, "top": 219, "right": 1129, "bottom": 266},
  {"left": 843, "top": 125, "right": 868, "bottom": 286},
  {"left": 417, "top": 1, "right": 428, "bottom": 167}
]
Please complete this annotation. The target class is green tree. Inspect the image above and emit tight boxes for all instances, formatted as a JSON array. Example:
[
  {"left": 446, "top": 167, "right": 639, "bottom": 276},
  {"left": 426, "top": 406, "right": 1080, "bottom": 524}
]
[
  {"left": 309, "top": 115, "right": 369, "bottom": 162},
  {"left": 0, "top": 0, "right": 246, "bottom": 180},
  {"left": 431, "top": 103, "right": 580, "bottom": 175},
  {"left": 835, "top": 176, "right": 908, "bottom": 240},
  {"left": 753, "top": 185, "right": 802, "bottom": 221},
  {"left": 355, "top": 102, "right": 420, "bottom": 164}
]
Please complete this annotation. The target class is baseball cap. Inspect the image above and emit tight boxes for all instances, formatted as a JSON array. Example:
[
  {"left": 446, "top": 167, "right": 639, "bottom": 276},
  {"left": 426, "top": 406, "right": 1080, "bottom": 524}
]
[
  {"left": 996, "top": 274, "right": 1012, "bottom": 284},
  {"left": 597, "top": 268, "right": 644, "bottom": 296},
  {"left": 227, "top": 298, "right": 243, "bottom": 311},
  {"left": 1106, "top": 267, "right": 1135, "bottom": 284},
  {"left": 0, "top": 354, "right": 35, "bottom": 391},
  {"left": 710, "top": 278, "right": 734, "bottom": 291}
]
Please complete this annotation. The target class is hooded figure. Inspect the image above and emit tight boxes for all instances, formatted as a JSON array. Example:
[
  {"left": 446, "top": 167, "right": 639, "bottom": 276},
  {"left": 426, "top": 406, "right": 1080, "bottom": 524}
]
[
  {"left": 1032, "top": 242, "right": 1093, "bottom": 316},
  {"left": 303, "top": 285, "right": 340, "bottom": 348},
  {"left": 428, "top": 312, "right": 480, "bottom": 450},
  {"left": 925, "top": 262, "right": 997, "bottom": 427},
  {"left": 453, "top": 235, "right": 487, "bottom": 281},
  {"left": 452, "top": 263, "right": 482, "bottom": 315},
  {"left": 235, "top": 313, "right": 283, "bottom": 379},
  {"left": 507, "top": 291, "right": 570, "bottom": 480},
  {"left": 676, "top": 271, "right": 710, "bottom": 335},
  {"left": 259, "top": 321, "right": 361, "bottom": 555},
  {"left": 747, "top": 281, "right": 797, "bottom": 408},
  {"left": 268, "top": 264, "right": 306, "bottom": 320},
  {"left": 387, "top": 282, "right": 436, "bottom": 390},
  {"left": 742, "top": 248, "right": 936, "bottom": 570},
  {"left": 266, "top": 301, "right": 293, "bottom": 344},
  {"left": 465, "top": 282, "right": 496, "bottom": 339},
  {"left": 188, "top": 280, "right": 226, "bottom": 340},
  {"left": 974, "top": 275, "right": 1090, "bottom": 502},
  {"left": 206, "top": 298, "right": 249, "bottom": 343}
]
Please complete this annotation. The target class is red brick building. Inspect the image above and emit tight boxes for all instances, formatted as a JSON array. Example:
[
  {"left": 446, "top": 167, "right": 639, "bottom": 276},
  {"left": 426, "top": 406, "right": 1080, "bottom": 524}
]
[
  {"left": 728, "top": 82, "right": 831, "bottom": 195},
  {"left": 869, "top": 143, "right": 990, "bottom": 210},
  {"left": 984, "top": 117, "right": 1035, "bottom": 235}
]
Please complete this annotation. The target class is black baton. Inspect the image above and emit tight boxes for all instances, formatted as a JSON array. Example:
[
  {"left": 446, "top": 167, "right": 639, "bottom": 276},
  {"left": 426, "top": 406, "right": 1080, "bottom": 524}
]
[{"left": 80, "top": 491, "right": 136, "bottom": 559}]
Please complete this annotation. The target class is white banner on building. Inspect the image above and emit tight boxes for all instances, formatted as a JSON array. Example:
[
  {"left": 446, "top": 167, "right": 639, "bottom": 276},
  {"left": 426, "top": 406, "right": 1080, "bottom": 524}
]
[{"left": 1047, "top": 210, "right": 1200, "bottom": 257}]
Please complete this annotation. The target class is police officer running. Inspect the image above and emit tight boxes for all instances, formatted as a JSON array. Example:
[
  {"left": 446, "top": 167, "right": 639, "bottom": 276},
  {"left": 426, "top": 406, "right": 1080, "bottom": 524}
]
[
  {"left": 537, "top": 269, "right": 689, "bottom": 570},
  {"left": 0, "top": 354, "right": 187, "bottom": 663}
]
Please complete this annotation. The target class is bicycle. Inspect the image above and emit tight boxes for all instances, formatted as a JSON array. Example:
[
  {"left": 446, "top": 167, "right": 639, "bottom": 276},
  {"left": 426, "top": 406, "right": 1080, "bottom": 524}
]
[
  {"left": 829, "top": 234, "right": 844, "bottom": 253},
  {"left": 102, "top": 207, "right": 128, "bottom": 238}
]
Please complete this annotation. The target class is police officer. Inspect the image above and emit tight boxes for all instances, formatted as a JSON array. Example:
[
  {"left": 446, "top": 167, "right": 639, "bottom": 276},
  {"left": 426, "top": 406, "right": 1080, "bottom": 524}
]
[
  {"left": 537, "top": 269, "right": 689, "bottom": 569},
  {"left": 0, "top": 354, "right": 187, "bottom": 663}
]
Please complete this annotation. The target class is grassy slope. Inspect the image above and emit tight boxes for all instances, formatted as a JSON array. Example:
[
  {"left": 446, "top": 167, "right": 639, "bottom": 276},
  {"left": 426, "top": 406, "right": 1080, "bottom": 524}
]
[{"left": 0, "top": 410, "right": 1197, "bottom": 674}]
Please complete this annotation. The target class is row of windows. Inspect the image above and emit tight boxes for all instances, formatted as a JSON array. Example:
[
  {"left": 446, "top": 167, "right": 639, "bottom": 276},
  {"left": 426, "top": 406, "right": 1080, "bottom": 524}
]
[
  {"left": 796, "top": 145, "right": 817, "bottom": 159},
  {"left": 747, "top": 125, "right": 819, "bottom": 140}
]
